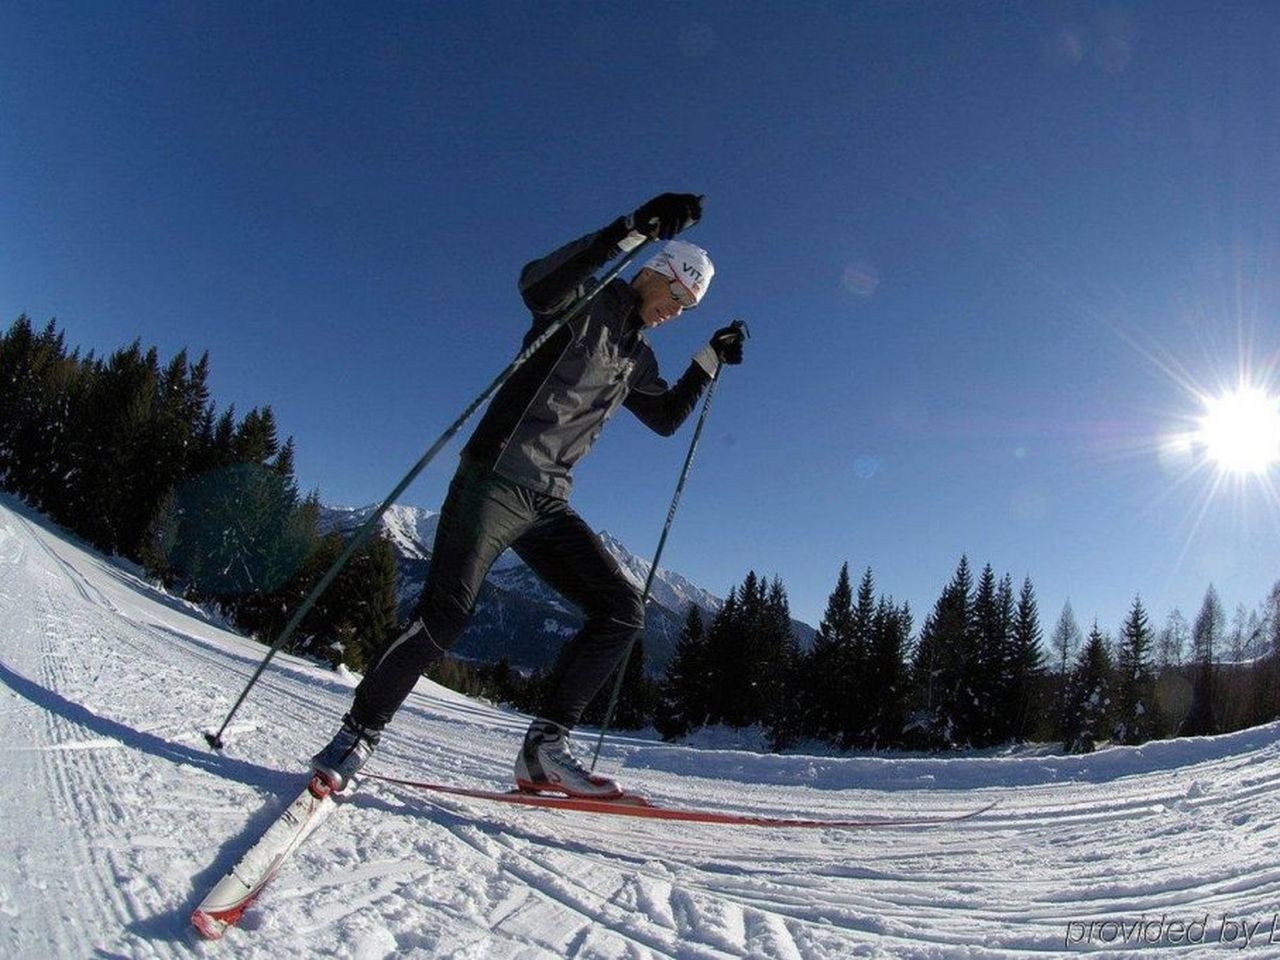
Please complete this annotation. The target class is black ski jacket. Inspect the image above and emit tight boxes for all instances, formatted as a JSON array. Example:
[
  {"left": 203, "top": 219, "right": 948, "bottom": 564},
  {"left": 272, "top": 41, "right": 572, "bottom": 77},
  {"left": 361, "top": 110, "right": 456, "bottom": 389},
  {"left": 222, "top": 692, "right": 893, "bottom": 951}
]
[{"left": 461, "top": 221, "right": 714, "bottom": 499}]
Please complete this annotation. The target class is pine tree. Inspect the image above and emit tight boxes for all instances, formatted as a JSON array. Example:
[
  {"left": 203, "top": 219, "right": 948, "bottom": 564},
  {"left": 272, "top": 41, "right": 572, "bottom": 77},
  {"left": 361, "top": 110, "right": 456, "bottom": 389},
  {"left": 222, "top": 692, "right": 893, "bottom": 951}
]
[
  {"left": 731, "top": 571, "right": 769, "bottom": 728},
  {"left": 133, "top": 351, "right": 211, "bottom": 577},
  {"left": 1113, "top": 596, "right": 1158, "bottom": 744},
  {"left": 206, "top": 408, "right": 237, "bottom": 470},
  {"left": 139, "top": 487, "right": 179, "bottom": 579},
  {"left": 335, "top": 532, "right": 398, "bottom": 671},
  {"left": 864, "top": 597, "right": 910, "bottom": 749},
  {"left": 698, "top": 571, "right": 799, "bottom": 738},
  {"left": 234, "top": 407, "right": 280, "bottom": 464},
  {"left": 286, "top": 520, "right": 391, "bottom": 668},
  {"left": 908, "top": 556, "right": 974, "bottom": 748},
  {"left": 1009, "top": 577, "right": 1045, "bottom": 741},
  {"left": 839, "top": 568, "right": 877, "bottom": 747},
  {"left": 0, "top": 318, "right": 393, "bottom": 682},
  {"left": 1050, "top": 601, "right": 1083, "bottom": 740},
  {"left": 763, "top": 577, "right": 802, "bottom": 750},
  {"left": 1265, "top": 583, "right": 1280, "bottom": 722},
  {"left": 1063, "top": 622, "right": 1113, "bottom": 753},
  {"left": 701, "top": 586, "right": 740, "bottom": 726},
  {"left": 1182, "top": 585, "right": 1224, "bottom": 736},
  {"left": 802, "top": 563, "right": 855, "bottom": 742},
  {"left": 57, "top": 340, "right": 151, "bottom": 552},
  {"left": 0, "top": 318, "right": 77, "bottom": 515},
  {"left": 969, "top": 564, "right": 1005, "bottom": 745},
  {"left": 0, "top": 317, "right": 41, "bottom": 483},
  {"left": 656, "top": 606, "right": 710, "bottom": 740},
  {"left": 162, "top": 410, "right": 313, "bottom": 634},
  {"left": 1156, "top": 608, "right": 1188, "bottom": 668},
  {"left": 711, "top": 575, "right": 758, "bottom": 726}
]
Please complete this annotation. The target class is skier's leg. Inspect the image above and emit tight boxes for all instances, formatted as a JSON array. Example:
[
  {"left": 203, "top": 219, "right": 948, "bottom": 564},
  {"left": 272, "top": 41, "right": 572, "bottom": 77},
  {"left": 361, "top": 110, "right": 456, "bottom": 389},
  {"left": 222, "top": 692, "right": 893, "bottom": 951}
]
[
  {"left": 512, "top": 503, "right": 646, "bottom": 730},
  {"left": 348, "top": 464, "right": 536, "bottom": 731},
  {"left": 316, "top": 467, "right": 536, "bottom": 788},
  {"left": 506, "top": 504, "right": 643, "bottom": 796}
]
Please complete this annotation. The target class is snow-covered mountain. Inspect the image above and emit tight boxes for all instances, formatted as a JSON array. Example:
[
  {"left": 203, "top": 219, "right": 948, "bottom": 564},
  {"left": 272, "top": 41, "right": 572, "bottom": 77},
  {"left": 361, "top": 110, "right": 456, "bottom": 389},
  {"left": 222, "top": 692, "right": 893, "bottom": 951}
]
[
  {"left": 596, "top": 530, "right": 723, "bottom": 620},
  {"left": 6, "top": 492, "right": 1280, "bottom": 957},
  {"left": 318, "top": 503, "right": 817, "bottom": 674}
]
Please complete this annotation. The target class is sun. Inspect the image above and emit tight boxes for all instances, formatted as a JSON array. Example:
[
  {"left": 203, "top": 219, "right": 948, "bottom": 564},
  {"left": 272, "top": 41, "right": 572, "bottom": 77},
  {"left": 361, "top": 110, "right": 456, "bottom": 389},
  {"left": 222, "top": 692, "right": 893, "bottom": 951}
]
[{"left": 1196, "top": 385, "right": 1280, "bottom": 476}]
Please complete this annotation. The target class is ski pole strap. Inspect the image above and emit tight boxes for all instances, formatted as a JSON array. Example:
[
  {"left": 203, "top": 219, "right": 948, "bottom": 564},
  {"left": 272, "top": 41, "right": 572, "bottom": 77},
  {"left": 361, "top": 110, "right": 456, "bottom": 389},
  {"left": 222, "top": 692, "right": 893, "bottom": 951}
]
[{"left": 205, "top": 240, "right": 655, "bottom": 750}]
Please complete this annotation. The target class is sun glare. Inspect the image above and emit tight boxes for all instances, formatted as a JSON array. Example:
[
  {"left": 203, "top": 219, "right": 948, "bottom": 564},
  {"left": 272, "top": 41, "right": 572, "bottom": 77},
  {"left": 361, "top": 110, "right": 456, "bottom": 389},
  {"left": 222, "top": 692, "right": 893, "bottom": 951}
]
[{"left": 1196, "top": 386, "right": 1280, "bottom": 476}]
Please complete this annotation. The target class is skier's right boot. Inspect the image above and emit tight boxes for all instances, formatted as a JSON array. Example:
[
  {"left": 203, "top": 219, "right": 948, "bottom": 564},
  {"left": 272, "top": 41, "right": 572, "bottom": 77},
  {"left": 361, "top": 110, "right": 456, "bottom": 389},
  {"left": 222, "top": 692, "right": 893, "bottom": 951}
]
[{"left": 311, "top": 713, "right": 381, "bottom": 792}]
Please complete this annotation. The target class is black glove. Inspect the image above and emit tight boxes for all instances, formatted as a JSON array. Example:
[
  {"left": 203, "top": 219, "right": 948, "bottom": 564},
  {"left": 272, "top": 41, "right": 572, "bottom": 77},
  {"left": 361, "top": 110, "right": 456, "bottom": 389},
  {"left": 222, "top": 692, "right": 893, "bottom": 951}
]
[
  {"left": 632, "top": 193, "right": 703, "bottom": 240},
  {"left": 709, "top": 321, "right": 748, "bottom": 365}
]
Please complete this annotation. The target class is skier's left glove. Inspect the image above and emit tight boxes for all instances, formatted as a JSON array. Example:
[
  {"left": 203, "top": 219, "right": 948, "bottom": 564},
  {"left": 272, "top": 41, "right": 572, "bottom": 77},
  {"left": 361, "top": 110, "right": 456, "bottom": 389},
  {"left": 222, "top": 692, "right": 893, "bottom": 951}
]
[
  {"left": 709, "top": 322, "right": 746, "bottom": 365},
  {"left": 693, "top": 322, "right": 748, "bottom": 376}
]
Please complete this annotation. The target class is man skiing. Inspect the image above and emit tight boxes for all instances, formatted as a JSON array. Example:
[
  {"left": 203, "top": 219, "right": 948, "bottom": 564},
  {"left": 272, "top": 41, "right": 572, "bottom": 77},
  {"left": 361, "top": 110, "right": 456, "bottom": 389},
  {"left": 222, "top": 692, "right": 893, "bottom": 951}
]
[{"left": 312, "top": 192, "right": 746, "bottom": 798}]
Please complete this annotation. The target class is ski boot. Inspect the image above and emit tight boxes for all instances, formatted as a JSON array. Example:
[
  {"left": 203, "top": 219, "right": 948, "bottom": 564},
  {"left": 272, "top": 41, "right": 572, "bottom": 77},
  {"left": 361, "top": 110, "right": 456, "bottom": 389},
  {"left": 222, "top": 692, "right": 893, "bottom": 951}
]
[
  {"left": 514, "top": 718, "right": 621, "bottom": 799},
  {"left": 311, "top": 713, "right": 380, "bottom": 792}
]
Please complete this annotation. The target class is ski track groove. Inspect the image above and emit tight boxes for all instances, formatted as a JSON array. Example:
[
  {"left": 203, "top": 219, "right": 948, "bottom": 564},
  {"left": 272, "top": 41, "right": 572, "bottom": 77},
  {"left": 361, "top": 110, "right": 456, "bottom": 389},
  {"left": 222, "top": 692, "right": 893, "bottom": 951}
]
[
  {"left": 362, "top": 732, "right": 1280, "bottom": 958},
  {"left": 383, "top": 787, "right": 804, "bottom": 952},
  {"left": 5, "top": 517, "right": 260, "bottom": 957},
  {"left": 437, "top": 817, "right": 694, "bottom": 959},
  {"left": 385, "top": 784, "right": 1004, "bottom": 959},
  {"left": 30, "top": 587, "right": 138, "bottom": 954}
]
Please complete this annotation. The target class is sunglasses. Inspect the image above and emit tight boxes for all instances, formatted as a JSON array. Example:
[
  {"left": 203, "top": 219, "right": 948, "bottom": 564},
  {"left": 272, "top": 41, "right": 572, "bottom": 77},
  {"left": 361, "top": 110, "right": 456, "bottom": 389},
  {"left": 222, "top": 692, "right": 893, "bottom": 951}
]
[{"left": 663, "top": 268, "right": 698, "bottom": 309}]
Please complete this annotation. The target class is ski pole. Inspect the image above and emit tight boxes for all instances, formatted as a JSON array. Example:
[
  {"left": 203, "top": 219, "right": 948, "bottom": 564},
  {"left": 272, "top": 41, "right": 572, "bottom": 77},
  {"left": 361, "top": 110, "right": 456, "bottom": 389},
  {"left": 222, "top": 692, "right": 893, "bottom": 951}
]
[
  {"left": 205, "top": 240, "right": 654, "bottom": 750},
  {"left": 590, "top": 320, "right": 749, "bottom": 769}
]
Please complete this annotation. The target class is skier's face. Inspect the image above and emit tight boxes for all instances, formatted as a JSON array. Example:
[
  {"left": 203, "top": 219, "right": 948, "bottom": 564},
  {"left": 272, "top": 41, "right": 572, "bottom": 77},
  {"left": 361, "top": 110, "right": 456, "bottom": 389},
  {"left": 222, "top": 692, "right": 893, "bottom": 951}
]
[{"left": 634, "top": 268, "right": 691, "bottom": 328}]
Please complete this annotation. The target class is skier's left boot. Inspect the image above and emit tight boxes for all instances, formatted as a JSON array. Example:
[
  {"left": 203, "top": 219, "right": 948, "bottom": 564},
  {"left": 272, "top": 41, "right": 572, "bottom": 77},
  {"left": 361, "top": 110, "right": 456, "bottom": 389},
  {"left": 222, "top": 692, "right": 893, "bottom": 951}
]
[
  {"left": 514, "top": 718, "right": 622, "bottom": 799},
  {"left": 311, "top": 713, "right": 381, "bottom": 792}
]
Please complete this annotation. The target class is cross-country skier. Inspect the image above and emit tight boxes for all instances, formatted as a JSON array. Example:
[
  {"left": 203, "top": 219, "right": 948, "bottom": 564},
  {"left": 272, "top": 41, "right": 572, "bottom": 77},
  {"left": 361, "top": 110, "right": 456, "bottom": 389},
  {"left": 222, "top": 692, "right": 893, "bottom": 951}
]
[{"left": 312, "top": 193, "right": 746, "bottom": 798}]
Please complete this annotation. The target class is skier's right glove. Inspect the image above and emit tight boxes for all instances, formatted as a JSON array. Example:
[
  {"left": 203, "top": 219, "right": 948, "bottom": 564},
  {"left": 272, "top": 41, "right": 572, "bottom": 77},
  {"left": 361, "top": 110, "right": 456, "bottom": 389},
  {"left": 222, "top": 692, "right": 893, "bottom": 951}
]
[{"left": 631, "top": 193, "right": 703, "bottom": 240}]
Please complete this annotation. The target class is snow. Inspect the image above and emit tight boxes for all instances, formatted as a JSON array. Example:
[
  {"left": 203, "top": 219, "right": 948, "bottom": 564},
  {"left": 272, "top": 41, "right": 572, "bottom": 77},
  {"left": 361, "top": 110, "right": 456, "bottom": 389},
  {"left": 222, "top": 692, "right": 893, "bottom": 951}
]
[{"left": 2, "top": 493, "right": 1280, "bottom": 957}]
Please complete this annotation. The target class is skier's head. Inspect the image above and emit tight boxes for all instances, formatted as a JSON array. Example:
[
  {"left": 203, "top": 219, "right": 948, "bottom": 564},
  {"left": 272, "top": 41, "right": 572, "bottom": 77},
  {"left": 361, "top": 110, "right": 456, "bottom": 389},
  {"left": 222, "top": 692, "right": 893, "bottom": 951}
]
[{"left": 632, "top": 240, "right": 714, "bottom": 328}]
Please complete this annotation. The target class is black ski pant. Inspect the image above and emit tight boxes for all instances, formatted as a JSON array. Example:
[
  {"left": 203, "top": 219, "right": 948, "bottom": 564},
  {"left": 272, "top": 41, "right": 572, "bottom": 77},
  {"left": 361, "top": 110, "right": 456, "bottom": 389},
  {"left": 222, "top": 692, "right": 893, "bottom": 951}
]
[{"left": 350, "top": 459, "right": 645, "bottom": 732}]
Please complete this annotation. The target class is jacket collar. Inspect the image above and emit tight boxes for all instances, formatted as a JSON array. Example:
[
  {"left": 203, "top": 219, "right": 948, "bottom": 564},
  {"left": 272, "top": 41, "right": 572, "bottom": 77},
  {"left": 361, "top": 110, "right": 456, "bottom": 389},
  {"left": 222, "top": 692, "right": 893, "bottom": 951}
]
[{"left": 617, "top": 279, "right": 647, "bottom": 345}]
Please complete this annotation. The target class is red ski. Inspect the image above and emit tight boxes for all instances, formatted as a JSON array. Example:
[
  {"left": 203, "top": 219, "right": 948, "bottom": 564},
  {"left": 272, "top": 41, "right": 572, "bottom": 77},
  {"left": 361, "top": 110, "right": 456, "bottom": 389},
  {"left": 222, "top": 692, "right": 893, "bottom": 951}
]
[
  {"left": 191, "top": 774, "right": 339, "bottom": 940},
  {"left": 363, "top": 772, "right": 997, "bottom": 829}
]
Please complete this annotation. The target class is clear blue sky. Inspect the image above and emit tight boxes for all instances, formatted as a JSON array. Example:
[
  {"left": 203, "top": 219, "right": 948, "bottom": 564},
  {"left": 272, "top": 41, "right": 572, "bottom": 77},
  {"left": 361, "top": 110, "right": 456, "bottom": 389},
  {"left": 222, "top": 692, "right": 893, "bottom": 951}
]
[{"left": 4, "top": 2, "right": 1278, "bottom": 638}]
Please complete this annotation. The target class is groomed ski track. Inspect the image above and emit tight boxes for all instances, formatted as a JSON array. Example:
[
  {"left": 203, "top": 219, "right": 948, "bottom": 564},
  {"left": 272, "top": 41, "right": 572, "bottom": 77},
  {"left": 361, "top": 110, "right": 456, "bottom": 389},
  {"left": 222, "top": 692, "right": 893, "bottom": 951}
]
[{"left": 2, "top": 494, "right": 1279, "bottom": 959}]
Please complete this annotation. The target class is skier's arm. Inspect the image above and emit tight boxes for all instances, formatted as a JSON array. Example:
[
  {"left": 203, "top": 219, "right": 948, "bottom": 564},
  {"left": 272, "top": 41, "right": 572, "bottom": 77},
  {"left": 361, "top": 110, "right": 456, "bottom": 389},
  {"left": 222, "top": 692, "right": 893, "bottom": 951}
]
[
  {"left": 623, "top": 349, "right": 717, "bottom": 437},
  {"left": 518, "top": 219, "right": 637, "bottom": 316},
  {"left": 519, "top": 194, "right": 702, "bottom": 316},
  {"left": 625, "top": 322, "right": 747, "bottom": 435}
]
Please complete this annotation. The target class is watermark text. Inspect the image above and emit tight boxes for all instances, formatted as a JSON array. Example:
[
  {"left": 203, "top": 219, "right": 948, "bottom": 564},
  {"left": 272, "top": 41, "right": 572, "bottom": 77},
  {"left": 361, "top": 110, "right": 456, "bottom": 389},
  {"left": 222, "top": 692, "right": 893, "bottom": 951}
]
[{"left": 1065, "top": 914, "right": 1280, "bottom": 950}]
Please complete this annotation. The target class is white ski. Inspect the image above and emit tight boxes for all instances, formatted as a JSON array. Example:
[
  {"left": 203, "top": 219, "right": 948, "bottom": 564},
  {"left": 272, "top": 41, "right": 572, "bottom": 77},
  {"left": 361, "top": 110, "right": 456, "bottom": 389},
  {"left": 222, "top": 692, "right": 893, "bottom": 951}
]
[{"left": 191, "top": 774, "right": 338, "bottom": 940}]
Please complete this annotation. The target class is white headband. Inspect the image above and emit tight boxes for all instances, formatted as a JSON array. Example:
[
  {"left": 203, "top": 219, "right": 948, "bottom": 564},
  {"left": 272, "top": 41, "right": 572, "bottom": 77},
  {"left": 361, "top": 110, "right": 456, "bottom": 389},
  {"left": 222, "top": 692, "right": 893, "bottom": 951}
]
[{"left": 643, "top": 241, "right": 714, "bottom": 306}]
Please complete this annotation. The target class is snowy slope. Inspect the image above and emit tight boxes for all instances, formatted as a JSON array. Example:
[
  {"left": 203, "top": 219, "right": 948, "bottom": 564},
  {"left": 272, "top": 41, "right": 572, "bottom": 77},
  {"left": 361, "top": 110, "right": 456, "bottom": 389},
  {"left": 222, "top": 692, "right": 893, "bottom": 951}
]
[{"left": 3, "top": 494, "right": 1280, "bottom": 958}]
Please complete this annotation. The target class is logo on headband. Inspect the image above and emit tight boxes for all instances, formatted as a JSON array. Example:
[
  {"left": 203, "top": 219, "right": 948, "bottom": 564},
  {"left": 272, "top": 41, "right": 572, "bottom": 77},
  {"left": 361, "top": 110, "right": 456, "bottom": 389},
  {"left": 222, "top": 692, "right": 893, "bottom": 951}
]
[{"left": 645, "top": 242, "right": 714, "bottom": 304}]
